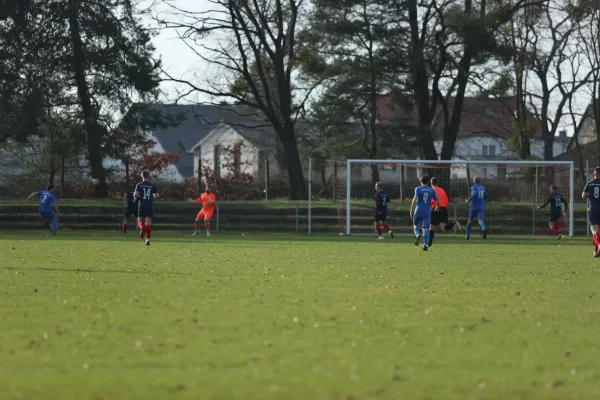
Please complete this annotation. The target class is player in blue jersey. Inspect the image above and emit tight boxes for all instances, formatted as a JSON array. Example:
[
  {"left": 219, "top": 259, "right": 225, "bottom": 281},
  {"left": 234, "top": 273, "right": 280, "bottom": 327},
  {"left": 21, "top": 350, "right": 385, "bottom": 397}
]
[
  {"left": 465, "top": 177, "right": 488, "bottom": 240},
  {"left": 538, "top": 185, "right": 567, "bottom": 239},
  {"left": 582, "top": 167, "right": 600, "bottom": 257},
  {"left": 134, "top": 171, "right": 158, "bottom": 245},
  {"left": 374, "top": 182, "right": 394, "bottom": 240},
  {"left": 26, "top": 183, "right": 59, "bottom": 235},
  {"left": 121, "top": 188, "right": 137, "bottom": 235},
  {"left": 410, "top": 176, "right": 439, "bottom": 251}
]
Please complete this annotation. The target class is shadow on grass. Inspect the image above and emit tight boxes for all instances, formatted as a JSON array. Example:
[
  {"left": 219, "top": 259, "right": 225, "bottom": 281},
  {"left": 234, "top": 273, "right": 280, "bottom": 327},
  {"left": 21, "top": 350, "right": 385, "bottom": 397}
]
[
  {"left": 0, "top": 229, "right": 590, "bottom": 246},
  {"left": 3, "top": 266, "right": 189, "bottom": 275}
]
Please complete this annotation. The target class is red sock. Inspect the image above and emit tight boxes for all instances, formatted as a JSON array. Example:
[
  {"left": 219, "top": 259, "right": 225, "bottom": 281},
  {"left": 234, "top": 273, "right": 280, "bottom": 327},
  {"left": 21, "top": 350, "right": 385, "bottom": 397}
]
[
  {"left": 122, "top": 223, "right": 128, "bottom": 234},
  {"left": 195, "top": 222, "right": 200, "bottom": 230},
  {"left": 205, "top": 221, "right": 210, "bottom": 230},
  {"left": 376, "top": 226, "right": 382, "bottom": 235},
  {"left": 382, "top": 223, "right": 390, "bottom": 232},
  {"left": 146, "top": 225, "right": 152, "bottom": 239},
  {"left": 138, "top": 221, "right": 145, "bottom": 234},
  {"left": 552, "top": 224, "right": 559, "bottom": 235},
  {"left": 594, "top": 232, "right": 600, "bottom": 246}
]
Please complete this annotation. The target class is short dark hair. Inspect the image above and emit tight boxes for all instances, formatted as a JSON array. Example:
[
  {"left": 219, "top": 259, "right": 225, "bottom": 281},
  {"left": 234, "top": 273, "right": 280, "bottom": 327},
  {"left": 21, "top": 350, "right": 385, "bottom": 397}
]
[
  {"left": 420, "top": 176, "right": 430, "bottom": 185},
  {"left": 142, "top": 170, "right": 150, "bottom": 180},
  {"left": 431, "top": 177, "right": 438, "bottom": 185},
  {"left": 551, "top": 184, "right": 558, "bottom": 191},
  {"left": 47, "top": 183, "right": 55, "bottom": 191},
  {"left": 595, "top": 167, "right": 600, "bottom": 175},
  {"left": 375, "top": 181, "right": 383, "bottom": 189},
  {"left": 473, "top": 176, "right": 480, "bottom": 184}
]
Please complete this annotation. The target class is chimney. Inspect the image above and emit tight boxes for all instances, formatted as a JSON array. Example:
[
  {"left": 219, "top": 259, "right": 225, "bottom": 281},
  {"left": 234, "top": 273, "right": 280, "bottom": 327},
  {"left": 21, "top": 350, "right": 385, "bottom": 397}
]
[{"left": 559, "top": 130, "right": 567, "bottom": 140}]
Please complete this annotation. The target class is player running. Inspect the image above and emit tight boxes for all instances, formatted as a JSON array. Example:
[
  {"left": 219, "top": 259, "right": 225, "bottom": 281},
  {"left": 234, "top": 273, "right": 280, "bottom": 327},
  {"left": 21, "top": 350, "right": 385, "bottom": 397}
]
[
  {"left": 121, "top": 188, "right": 137, "bottom": 235},
  {"left": 26, "top": 183, "right": 59, "bottom": 235},
  {"left": 374, "top": 182, "right": 394, "bottom": 240},
  {"left": 582, "top": 167, "right": 600, "bottom": 257},
  {"left": 428, "top": 177, "right": 461, "bottom": 246},
  {"left": 538, "top": 185, "right": 567, "bottom": 239},
  {"left": 465, "top": 177, "right": 488, "bottom": 240},
  {"left": 410, "top": 176, "right": 439, "bottom": 251},
  {"left": 134, "top": 171, "right": 158, "bottom": 246},
  {"left": 192, "top": 186, "right": 216, "bottom": 237}
]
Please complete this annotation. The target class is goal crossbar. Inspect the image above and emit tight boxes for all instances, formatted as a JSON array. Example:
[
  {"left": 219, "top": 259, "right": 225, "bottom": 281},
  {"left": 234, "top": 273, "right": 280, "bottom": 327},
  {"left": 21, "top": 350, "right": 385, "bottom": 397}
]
[{"left": 345, "top": 159, "right": 575, "bottom": 237}]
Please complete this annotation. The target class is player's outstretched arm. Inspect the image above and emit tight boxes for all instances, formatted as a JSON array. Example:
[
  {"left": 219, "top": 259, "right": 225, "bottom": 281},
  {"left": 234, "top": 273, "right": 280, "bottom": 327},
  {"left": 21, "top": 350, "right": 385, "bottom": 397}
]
[
  {"left": 26, "top": 192, "right": 38, "bottom": 202},
  {"left": 538, "top": 197, "right": 551, "bottom": 209}
]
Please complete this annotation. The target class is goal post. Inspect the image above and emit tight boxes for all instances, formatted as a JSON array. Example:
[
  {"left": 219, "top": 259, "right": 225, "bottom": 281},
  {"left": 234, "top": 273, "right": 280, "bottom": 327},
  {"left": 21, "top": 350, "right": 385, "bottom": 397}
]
[{"left": 332, "top": 159, "right": 575, "bottom": 237}]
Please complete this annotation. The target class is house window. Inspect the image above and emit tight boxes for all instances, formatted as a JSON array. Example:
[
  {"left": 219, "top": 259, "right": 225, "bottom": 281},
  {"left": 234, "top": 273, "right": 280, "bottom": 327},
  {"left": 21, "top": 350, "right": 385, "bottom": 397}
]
[
  {"left": 214, "top": 146, "right": 221, "bottom": 176},
  {"left": 234, "top": 148, "right": 241, "bottom": 174},
  {"left": 483, "top": 145, "right": 496, "bottom": 157}
]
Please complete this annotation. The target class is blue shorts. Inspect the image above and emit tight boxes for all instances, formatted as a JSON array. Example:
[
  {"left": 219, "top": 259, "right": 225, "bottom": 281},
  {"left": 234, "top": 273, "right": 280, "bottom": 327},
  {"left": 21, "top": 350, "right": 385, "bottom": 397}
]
[
  {"left": 138, "top": 204, "right": 154, "bottom": 218},
  {"left": 39, "top": 211, "right": 54, "bottom": 222},
  {"left": 374, "top": 212, "right": 387, "bottom": 222},
  {"left": 469, "top": 207, "right": 484, "bottom": 220},
  {"left": 588, "top": 209, "right": 600, "bottom": 226},
  {"left": 549, "top": 210, "right": 562, "bottom": 222},
  {"left": 413, "top": 210, "right": 431, "bottom": 229}
]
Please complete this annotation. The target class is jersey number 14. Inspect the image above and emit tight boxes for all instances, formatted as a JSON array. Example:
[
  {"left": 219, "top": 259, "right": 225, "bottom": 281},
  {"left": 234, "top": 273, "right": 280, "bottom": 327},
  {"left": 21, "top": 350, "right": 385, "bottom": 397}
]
[{"left": 143, "top": 188, "right": 152, "bottom": 199}]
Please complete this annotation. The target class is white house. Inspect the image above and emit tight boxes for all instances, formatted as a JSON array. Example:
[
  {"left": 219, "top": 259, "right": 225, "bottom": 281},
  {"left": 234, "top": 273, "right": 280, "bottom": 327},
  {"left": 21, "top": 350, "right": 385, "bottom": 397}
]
[
  {"left": 188, "top": 123, "right": 278, "bottom": 182},
  {"left": 109, "top": 103, "right": 275, "bottom": 183}
]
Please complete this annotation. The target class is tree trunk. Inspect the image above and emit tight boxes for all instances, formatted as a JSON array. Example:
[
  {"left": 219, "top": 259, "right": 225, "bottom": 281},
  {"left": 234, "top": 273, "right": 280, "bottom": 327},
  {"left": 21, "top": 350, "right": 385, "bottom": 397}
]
[
  {"left": 124, "top": 158, "right": 129, "bottom": 188},
  {"left": 48, "top": 162, "right": 55, "bottom": 185},
  {"left": 60, "top": 156, "right": 65, "bottom": 197},
  {"left": 543, "top": 134, "right": 554, "bottom": 161},
  {"left": 277, "top": 122, "right": 307, "bottom": 200},
  {"left": 370, "top": 164, "right": 380, "bottom": 185},
  {"left": 67, "top": 0, "right": 108, "bottom": 197}
]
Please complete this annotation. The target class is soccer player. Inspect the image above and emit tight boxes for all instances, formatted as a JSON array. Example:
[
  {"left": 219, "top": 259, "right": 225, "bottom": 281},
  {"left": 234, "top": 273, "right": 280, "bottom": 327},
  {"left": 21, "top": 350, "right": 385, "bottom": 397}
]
[
  {"left": 374, "top": 182, "right": 394, "bottom": 240},
  {"left": 410, "top": 176, "right": 439, "bottom": 251},
  {"left": 582, "top": 167, "right": 600, "bottom": 257},
  {"left": 428, "top": 177, "right": 461, "bottom": 246},
  {"left": 121, "top": 188, "right": 137, "bottom": 235},
  {"left": 465, "top": 176, "right": 488, "bottom": 240},
  {"left": 538, "top": 185, "right": 567, "bottom": 239},
  {"left": 26, "top": 183, "right": 59, "bottom": 234},
  {"left": 192, "top": 186, "right": 216, "bottom": 237},
  {"left": 134, "top": 171, "right": 158, "bottom": 246}
]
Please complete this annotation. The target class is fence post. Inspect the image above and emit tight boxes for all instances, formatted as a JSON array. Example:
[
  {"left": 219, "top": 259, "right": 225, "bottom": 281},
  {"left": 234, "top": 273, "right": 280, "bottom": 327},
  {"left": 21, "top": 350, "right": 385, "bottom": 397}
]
[
  {"left": 532, "top": 206, "right": 536, "bottom": 236},
  {"left": 296, "top": 205, "right": 299, "bottom": 233},
  {"left": 216, "top": 204, "right": 220, "bottom": 232}
]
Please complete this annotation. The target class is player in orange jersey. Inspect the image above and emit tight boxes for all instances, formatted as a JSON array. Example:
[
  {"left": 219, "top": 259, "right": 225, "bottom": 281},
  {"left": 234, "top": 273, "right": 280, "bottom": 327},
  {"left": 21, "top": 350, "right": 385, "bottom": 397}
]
[
  {"left": 428, "top": 177, "right": 461, "bottom": 246},
  {"left": 191, "top": 186, "right": 216, "bottom": 237}
]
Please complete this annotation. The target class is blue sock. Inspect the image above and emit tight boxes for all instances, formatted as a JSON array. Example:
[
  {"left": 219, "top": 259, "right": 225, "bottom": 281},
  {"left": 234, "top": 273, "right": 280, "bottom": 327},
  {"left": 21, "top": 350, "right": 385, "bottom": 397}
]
[
  {"left": 479, "top": 221, "right": 486, "bottom": 231},
  {"left": 413, "top": 226, "right": 420, "bottom": 236},
  {"left": 466, "top": 222, "right": 472, "bottom": 237},
  {"left": 423, "top": 229, "right": 429, "bottom": 246},
  {"left": 51, "top": 219, "right": 58, "bottom": 231}
]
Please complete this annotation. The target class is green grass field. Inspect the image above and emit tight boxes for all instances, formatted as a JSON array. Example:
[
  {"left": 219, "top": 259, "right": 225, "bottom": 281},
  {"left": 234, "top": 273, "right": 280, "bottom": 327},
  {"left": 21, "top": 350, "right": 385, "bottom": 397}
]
[{"left": 1, "top": 230, "right": 600, "bottom": 400}]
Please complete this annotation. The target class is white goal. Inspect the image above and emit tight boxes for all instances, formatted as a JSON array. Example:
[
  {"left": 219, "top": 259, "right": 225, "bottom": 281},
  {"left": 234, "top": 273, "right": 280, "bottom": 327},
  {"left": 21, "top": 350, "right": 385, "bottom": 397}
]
[{"left": 315, "top": 159, "right": 575, "bottom": 237}]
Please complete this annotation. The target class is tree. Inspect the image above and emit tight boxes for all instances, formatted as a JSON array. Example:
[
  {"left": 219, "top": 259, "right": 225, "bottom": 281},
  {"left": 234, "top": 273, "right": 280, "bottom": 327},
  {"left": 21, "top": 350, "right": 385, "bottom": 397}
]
[
  {"left": 522, "top": 0, "right": 590, "bottom": 160},
  {"left": 298, "top": 0, "right": 413, "bottom": 184},
  {"left": 1, "top": 0, "right": 163, "bottom": 196},
  {"left": 154, "top": 0, "right": 314, "bottom": 200}
]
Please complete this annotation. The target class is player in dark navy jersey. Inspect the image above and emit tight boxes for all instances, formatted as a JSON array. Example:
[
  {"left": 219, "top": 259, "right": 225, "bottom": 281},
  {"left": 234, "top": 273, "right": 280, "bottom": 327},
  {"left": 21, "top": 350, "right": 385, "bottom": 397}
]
[
  {"left": 121, "top": 188, "right": 137, "bottom": 235},
  {"left": 373, "top": 182, "right": 394, "bottom": 240},
  {"left": 538, "top": 185, "right": 567, "bottom": 239},
  {"left": 583, "top": 167, "right": 600, "bottom": 257},
  {"left": 134, "top": 171, "right": 158, "bottom": 245}
]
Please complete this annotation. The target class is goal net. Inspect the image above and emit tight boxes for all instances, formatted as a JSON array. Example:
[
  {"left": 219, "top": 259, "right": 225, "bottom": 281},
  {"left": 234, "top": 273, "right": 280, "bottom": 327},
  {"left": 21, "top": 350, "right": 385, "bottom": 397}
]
[{"left": 320, "top": 160, "right": 574, "bottom": 237}]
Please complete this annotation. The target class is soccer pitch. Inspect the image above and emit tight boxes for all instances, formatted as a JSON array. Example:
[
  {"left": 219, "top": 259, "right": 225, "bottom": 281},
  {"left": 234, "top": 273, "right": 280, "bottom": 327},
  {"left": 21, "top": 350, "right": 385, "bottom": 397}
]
[{"left": 1, "top": 230, "right": 599, "bottom": 400}]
